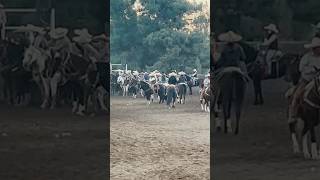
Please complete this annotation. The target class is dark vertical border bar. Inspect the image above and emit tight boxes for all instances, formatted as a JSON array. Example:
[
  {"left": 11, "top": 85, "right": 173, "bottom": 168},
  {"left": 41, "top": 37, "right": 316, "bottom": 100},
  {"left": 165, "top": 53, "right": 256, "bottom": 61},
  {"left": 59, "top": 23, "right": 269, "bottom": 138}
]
[
  {"left": 210, "top": 0, "right": 214, "bottom": 179},
  {"left": 106, "top": 0, "right": 110, "bottom": 178}
]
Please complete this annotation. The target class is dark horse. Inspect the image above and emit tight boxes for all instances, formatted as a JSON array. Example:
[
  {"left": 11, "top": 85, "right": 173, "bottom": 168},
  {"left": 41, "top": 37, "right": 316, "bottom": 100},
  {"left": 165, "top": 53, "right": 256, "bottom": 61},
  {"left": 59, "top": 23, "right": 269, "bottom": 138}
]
[
  {"left": 154, "top": 83, "right": 167, "bottom": 104},
  {"left": 0, "top": 38, "right": 32, "bottom": 105},
  {"left": 138, "top": 81, "right": 154, "bottom": 104},
  {"left": 243, "top": 41, "right": 302, "bottom": 105},
  {"left": 217, "top": 68, "right": 247, "bottom": 135}
]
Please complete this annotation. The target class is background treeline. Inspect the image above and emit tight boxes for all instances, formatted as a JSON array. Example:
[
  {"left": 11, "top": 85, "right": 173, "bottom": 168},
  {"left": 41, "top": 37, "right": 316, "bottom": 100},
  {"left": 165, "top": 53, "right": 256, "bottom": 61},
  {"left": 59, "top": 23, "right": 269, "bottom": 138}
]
[
  {"left": 212, "top": 0, "right": 320, "bottom": 41},
  {"left": 110, "top": 0, "right": 210, "bottom": 73}
]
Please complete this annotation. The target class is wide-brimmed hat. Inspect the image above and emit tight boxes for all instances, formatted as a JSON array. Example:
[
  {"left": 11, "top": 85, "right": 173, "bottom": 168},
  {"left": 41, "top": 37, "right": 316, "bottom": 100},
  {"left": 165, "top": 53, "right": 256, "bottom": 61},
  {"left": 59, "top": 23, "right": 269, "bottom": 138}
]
[
  {"left": 178, "top": 71, "right": 186, "bottom": 75},
  {"left": 133, "top": 71, "right": 139, "bottom": 76},
  {"left": 169, "top": 72, "right": 177, "bottom": 77},
  {"left": 311, "top": 22, "right": 320, "bottom": 29},
  {"left": 264, "top": 24, "right": 279, "bottom": 33},
  {"left": 74, "top": 28, "right": 92, "bottom": 38},
  {"left": 218, "top": 31, "right": 242, "bottom": 42},
  {"left": 304, "top": 37, "right": 320, "bottom": 49},
  {"left": 50, "top": 28, "right": 68, "bottom": 39},
  {"left": 15, "top": 24, "right": 45, "bottom": 34},
  {"left": 92, "top": 34, "right": 108, "bottom": 42}
]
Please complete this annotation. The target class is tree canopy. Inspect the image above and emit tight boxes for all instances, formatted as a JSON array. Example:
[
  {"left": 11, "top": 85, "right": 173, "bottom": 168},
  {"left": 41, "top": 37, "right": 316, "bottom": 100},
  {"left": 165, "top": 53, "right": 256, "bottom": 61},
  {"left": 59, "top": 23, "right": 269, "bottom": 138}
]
[{"left": 111, "top": 0, "right": 209, "bottom": 73}]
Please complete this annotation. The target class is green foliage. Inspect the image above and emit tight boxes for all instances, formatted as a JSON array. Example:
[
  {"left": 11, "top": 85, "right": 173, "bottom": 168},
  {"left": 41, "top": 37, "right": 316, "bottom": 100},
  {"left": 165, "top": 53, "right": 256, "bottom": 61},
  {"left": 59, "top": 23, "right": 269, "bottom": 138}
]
[{"left": 111, "top": 0, "right": 209, "bottom": 73}]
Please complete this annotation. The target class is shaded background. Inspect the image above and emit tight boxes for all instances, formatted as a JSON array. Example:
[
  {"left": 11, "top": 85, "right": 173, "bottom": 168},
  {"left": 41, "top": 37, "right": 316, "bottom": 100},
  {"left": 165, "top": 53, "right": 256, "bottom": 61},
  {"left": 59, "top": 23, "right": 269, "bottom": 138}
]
[{"left": 1, "top": 0, "right": 108, "bottom": 34}]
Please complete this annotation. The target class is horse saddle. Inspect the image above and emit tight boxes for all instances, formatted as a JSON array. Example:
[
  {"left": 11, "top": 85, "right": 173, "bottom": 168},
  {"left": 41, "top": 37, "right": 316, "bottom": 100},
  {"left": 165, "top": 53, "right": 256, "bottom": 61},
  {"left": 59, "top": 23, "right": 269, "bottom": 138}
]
[
  {"left": 217, "top": 67, "right": 250, "bottom": 82},
  {"left": 303, "top": 81, "right": 320, "bottom": 108}
]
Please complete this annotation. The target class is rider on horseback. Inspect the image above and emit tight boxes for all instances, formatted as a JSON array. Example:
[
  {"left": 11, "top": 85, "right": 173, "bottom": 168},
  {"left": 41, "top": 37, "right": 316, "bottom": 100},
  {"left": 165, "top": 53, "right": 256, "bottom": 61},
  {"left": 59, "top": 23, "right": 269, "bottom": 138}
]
[
  {"left": 48, "top": 28, "right": 72, "bottom": 63},
  {"left": 261, "top": 24, "right": 282, "bottom": 77},
  {"left": 214, "top": 31, "right": 247, "bottom": 76},
  {"left": 290, "top": 37, "right": 320, "bottom": 121}
]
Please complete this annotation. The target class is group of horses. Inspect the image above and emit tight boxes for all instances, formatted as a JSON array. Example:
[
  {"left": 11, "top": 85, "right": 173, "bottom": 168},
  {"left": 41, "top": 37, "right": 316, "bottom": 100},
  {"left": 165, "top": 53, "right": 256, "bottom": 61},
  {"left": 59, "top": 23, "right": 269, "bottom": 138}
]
[
  {"left": 211, "top": 41, "right": 320, "bottom": 160},
  {"left": 0, "top": 33, "right": 109, "bottom": 116},
  {"left": 111, "top": 72, "right": 205, "bottom": 108}
]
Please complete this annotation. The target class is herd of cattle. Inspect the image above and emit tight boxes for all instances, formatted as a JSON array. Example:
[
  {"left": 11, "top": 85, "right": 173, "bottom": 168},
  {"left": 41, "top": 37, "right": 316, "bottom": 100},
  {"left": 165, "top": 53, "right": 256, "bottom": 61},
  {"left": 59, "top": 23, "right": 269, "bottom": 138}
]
[
  {"left": 0, "top": 31, "right": 109, "bottom": 116},
  {"left": 110, "top": 70, "right": 211, "bottom": 111}
]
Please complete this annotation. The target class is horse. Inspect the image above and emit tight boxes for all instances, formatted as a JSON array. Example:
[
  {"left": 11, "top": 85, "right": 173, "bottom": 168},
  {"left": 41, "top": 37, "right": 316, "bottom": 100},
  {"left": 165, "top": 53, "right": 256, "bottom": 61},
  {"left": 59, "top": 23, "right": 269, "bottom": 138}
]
[
  {"left": 110, "top": 73, "right": 121, "bottom": 95},
  {"left": 286, "top": 74, "right": 320, "bottom": 159},
  {"left": 138, "top": 81, "right": 154, "bottom": 104},
  {"left": 60, "top": 53, "right": 94, "bottom": 115},
  {"left": 216, "top": 67, "right": 247, "bottom": 134},
  {"left": 3, "top": 39, "right": 32, "bottom": 105},
  {"left": 154, "top": 83, "right": 167, "bottom": 104},
  {"left": 117, "top": 74, "right": 130, "bottom": 96},
  {"left": 128, "top": 76, "right": 139, "bottom": 98},
  {"left": 200, "top": 84, "right": 211, "bottom": 112},
  {"left": 177, "top": 76, "right": 188, "bottom": 104},
  {"left": 166, "top": 84, "right": 177, "bottom": 108}
]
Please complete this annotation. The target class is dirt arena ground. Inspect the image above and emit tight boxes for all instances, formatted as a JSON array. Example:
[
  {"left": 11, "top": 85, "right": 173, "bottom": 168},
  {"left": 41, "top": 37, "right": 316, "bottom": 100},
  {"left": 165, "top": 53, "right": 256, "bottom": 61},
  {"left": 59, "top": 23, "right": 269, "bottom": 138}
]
[
  {"left": 110, "top": 92, "right": 210, "bottom": 180},
  {"left": 0, "top": 105, "right": 107, "bottom": 180},
  {"left": 213, "top": 79, "right": 320, "bottom": 180},
  {"left": 111, "top": 79, "right": 320, "bottom": 180}
]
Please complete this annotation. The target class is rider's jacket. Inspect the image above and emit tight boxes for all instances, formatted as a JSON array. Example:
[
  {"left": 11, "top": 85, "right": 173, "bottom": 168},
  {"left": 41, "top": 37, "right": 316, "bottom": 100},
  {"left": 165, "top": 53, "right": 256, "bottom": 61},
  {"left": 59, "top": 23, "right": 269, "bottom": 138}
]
[
  {"left": 266, "top": 33, "right": 278, "bottom": 50},
  {"left": 168, "top": 76, "right": 177, "bottom": 85},
  {"left": 216, "top": 43, "right": 246, "bottom": 69},
  {"left": 299, "top": 52, "right": 320, "bottom": 82}
]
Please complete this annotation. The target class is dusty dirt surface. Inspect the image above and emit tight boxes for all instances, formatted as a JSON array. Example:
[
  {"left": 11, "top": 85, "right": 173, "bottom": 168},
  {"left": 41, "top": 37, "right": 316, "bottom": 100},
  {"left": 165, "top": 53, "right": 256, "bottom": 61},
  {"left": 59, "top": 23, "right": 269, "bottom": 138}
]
[
  {"left": 111, "top": 94, "right": 210, "bottom": 180},
  {"left": 213, "top": 79, "right": 320, "bottom": 180},
  {"left": 0, "top": 105, "right": 107, "bottom": 180}
]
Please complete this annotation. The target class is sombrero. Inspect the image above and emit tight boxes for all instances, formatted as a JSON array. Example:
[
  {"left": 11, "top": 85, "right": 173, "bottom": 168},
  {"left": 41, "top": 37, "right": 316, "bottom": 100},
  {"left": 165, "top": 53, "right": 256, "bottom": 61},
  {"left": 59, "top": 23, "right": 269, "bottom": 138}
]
[
  {"left": 311, "top": 22, "right": 320, "bottom": 29},
  {"left": 50, "top": 28, "right": 68, "bottom": 39},
  {"left": 73, "top": 29, "right": 92, "bottom": 43},
  {"left": 15, "top": 24, "right": 45, "bottom": 34},
  {"left": 92, "top": 34, "right": 108, "bottom": 42},
  {"left": 304, "top": 37, "right": 320, "bottom": 49},
  {"left": 178, "top": 71, "right": 186, "bottom": 75},
  {"left": 264, "top": 24, "right": 279, "bottom": 33},
  {"left": 218, "top": 31, "right": 242, "bottom": 42},
  {"left": 169, "top": 72, "right": 177, "bottom": 77}
]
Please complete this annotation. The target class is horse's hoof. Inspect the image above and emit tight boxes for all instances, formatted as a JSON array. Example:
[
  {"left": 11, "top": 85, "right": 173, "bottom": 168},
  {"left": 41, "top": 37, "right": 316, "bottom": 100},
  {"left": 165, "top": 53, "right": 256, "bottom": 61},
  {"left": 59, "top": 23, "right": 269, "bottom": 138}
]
[{"left": 76, "top": 111, "right": 85, "bottom": 116}]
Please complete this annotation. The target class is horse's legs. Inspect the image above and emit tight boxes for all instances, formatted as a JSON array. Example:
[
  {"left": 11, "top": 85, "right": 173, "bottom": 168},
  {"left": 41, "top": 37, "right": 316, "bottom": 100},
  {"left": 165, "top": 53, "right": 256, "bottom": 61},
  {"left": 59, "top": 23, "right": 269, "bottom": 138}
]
[
  {"left": 97, "top": 86, "right": 108, "bottom": 111},
  {"left": 289, "top": 121, "right": 300, "bottom": 154},
  {"left": 234, "top": 100, "right": 242, "bottom": 135},
  {"left": 302, "top": 124, "right": 311, "bottom": 159},
  {"left": 189, "top": 85, "right": 192, "bottom": 95},
  {"left": 41, "top": 77, "right": 50, "bottom": 109},
  {"left": 49, "top": 72, "right": 61, "bottom": 109},
  {"left": 76, "top": 86, "right": 86, "bottom": 116},
  {"left": 223, "top": 99, "right": 231, "bottom": 133},
  {"left": 310, "top": 125, "right": 319, "bottom": 159},
  {"left": 253, "top": 79, "right": 259, "bottom": 105}
]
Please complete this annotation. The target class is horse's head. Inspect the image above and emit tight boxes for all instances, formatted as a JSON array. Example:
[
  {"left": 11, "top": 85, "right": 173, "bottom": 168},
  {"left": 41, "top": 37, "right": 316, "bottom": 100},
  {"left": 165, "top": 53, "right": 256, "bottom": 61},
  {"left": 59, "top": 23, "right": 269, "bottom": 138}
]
[{"left": 23, "top": 47, "right": 48, "bottom": 72}]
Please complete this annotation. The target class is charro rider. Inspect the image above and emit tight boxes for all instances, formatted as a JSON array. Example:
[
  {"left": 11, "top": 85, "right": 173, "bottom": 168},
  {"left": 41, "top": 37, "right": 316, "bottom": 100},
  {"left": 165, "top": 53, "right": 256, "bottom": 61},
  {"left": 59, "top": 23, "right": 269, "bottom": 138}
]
[
  {"left": 215, "top": 31, "right": 247, "bottom": 76},
  {"left": 49, "top": 27, "right": 72, "bottom": 63},
  {"left": 167, "top": 71, "right": 178, "bottom": 108},
  {"left": 73, "top": 28, "right": 100, "bottom": 63},
  {"left": 290, "top": 37, "right": 320, "bottom": 121},
  {"left": 261, "top": 24, "right": 281, "bottom": 77}
]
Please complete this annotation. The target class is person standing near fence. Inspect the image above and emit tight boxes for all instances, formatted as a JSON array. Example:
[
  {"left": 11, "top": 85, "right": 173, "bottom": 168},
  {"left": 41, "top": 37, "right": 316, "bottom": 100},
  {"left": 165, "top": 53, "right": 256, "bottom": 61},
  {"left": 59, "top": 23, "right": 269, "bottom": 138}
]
[{"left": 0, "top": 4, "right": 7, "bottom": 40}]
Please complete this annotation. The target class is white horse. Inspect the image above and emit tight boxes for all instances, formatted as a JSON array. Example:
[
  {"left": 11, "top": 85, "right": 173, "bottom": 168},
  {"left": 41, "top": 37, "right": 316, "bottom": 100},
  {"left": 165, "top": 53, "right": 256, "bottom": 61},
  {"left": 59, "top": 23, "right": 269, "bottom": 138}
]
[
  {"left": 23, "top": 47, "right": 62, "bottom": 109},
  {"left": 117, "top": 75, "right": 129, "bottom": 96}
]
